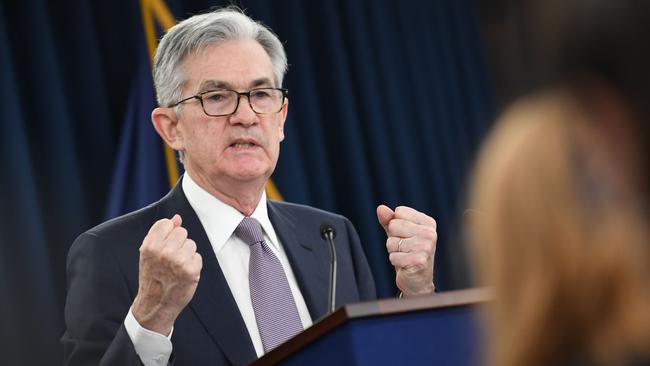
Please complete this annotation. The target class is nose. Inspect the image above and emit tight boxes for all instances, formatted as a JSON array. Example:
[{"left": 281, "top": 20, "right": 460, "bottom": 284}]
[{"left": 229, "top": 94, "right": 257, "bottom": 126}]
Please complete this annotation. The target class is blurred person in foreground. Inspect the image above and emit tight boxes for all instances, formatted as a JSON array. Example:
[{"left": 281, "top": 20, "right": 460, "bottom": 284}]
[
  {"left": 62, "top": 7, "right": 437, "bottom": 366},
  {"left": 470, "top": 91, "right": 650, "bottom": 366},
  {"left": 468, "top": 0, "right": 650, "bottom": 365}
]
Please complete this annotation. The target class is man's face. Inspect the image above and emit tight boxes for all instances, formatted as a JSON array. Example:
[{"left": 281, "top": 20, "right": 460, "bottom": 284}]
[{"left": 176, "top": 39, "right": 287, "bottom": 186}]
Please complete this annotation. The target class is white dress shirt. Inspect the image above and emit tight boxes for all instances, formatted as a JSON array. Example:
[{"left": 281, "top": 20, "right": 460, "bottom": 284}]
[{"left": 124, "top": 173, "right": 313, "bottom": 366}]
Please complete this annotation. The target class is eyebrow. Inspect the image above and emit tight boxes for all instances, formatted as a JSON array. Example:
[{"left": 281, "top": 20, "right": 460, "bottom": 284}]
[
  {"left": 197, "top": 78, "right": 275, "bottom": 92},
  {"left": 250, "top": 78, "right": 274, "bottom": 88},
  {"left": 197, "top": 80, "right": 228, "bottom": 92}
]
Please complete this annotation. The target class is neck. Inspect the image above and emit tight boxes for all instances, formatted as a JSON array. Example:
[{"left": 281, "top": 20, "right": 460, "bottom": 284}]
[{"left": 186, "top": 167, "right": 266, "bottom": 217}]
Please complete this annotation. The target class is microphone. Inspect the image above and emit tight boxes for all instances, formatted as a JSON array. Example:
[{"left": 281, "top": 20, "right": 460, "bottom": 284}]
[{"left": 320, "top": 221, "right": 337, "bottom": 314}]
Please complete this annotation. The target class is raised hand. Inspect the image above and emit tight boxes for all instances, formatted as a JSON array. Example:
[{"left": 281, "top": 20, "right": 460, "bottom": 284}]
[
  {"left": 132, "top": 214, "right": 203, "bottom": 335},
  {"left": 377, "top": 205, "right": 437, "bottom": 297}
]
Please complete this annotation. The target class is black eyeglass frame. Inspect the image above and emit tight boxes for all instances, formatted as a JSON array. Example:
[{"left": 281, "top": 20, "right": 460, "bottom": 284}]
[{"left": 168, "top": 87, "right": 289, "bottom": 117}]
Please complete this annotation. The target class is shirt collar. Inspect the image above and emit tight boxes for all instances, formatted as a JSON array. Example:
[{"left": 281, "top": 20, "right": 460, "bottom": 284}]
[{"left": 182, "top": 173, "right": 279, "bottom": 254}]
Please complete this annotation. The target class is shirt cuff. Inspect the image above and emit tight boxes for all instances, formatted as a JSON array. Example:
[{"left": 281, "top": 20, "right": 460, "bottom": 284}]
[{"left": 124, "top": 307, "right": 173, "bottom": 366}]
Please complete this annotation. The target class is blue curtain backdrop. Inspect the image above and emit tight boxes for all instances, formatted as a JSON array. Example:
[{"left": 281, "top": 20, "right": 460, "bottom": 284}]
[{"left": 0, "top": 0, "right": 493, "bottom": 364}]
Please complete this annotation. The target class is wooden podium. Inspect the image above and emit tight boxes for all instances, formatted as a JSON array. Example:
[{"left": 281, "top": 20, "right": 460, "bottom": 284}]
[{"left": 251, "top": 288, "right": 491, "bottom": 366}]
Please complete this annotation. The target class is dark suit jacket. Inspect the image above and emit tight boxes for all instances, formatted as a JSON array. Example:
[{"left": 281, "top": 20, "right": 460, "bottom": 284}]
[{"left": 61, "top": 182, "right": 376, "bottom": 366}]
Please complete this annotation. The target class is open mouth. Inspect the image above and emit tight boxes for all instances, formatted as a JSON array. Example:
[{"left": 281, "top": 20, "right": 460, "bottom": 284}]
[
  {"left": 231, "top": 142, "right": 256, "bottom": 148},
  {"left": 229, "top": 138, "right": 260, "bottom": 149}
]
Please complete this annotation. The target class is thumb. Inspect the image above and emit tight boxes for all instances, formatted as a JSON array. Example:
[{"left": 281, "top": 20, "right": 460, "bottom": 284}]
[
  {"left": 171, "top": 214, "right": 183, "bottom": 227},
  {"left": 376, "top": 205, "right": 395, "bottom": 233}
]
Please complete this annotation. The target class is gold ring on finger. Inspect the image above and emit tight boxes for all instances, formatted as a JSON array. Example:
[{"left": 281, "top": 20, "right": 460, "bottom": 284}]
[{"left": 397, "top": 238, "right": 404, "bottom": 252}]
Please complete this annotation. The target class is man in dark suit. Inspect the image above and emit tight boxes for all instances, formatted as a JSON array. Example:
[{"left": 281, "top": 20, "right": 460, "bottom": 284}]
[{"left": 62, "top": 7, "right": 437, "bottom": 366}]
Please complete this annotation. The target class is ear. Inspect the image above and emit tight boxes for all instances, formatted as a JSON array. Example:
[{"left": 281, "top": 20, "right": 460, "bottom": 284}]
[
  {"left": 278, "top": 98, "right": 288, "bottom": 142},
  {"left": 151, "top": 107, "right": 184, "bottom": 151}
]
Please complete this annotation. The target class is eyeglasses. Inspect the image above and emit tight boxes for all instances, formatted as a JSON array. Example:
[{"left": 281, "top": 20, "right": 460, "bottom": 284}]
[{"left": 169, "top": 87, "right": 288, "bottom": 117}]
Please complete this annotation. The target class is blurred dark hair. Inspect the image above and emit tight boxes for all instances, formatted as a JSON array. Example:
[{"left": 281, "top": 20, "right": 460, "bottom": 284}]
[{"left": 515, "top": 0, "right": 650, "bottom": 128}]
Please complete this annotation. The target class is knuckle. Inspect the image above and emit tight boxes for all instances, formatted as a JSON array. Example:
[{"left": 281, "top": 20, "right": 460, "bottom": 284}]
[
  {"left": 139, "top": 241, "right": 152, "bottom": 254},
  {"left": 156, "top": 218, "right": 172, "bottom": 230},
  {"left": 396, "top": 205, "right": 416, "bottom": 218},
  {"left": 141, "top": 234, "right": 157, "bottom": 249},
  {"left": 420, "top": 254, "right": 430, "bottom": 266},
  {"left": 186, "top": 239, "right": 197, "bottom": 251},
  {"left": 171, "top": 261, "right": 183, "bottom": 274},
  {"left": 175, "top": 227, "right": 188, "bottom": 238},
  {"left": 160, "top": 246, "right": 175, "bottom": 261},
  {"left": 413, "top": 257, "right": 426, "bottom": 269},
  {"left": 189, "top": 263, "right": 201, "bottom": 276},
  {"left": 183, "top": 260, "right": 201, "bottom": 278},
  {"left": 421, "top": 243, "right": 434, "bottom": 257},
  {"left": 180, "top": 252, "right": 202, "bottom": 273},
  {"left": 149, "top": 220, "right": 162, "bottom": 232},
  {"left": 178, "top": 258, "right": 191, "bottom": 272},
  {"left": 148, "top": 219, "right": 172, "bottom": 237},
  {"left": 166, "top": 250, "right": 180, "bottom": 264},
  {"left": 394, "top": 207, "right": 407, "bottom": 219},
  {"left": 176, "top": 258, "right": 191, "bottom": 274},
  {"left": 420, "top": 226, "right": 437, "bottom": 241}
]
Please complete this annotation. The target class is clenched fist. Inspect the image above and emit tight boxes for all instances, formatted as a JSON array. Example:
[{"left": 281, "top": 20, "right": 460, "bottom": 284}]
[
  {"left": 377, "top": 205, "right": 437, "bottom": 297},
  {"left": 132, "top": 214, "right": 203, "bottom": 335}
]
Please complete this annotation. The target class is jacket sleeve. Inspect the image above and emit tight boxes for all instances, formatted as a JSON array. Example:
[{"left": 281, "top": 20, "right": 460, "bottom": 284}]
[
  {"left": 61, "top": 231, "right": 144, "bottom": 366},
  {"left": 342, "top": 217, "right": 377, "bottom": 301}
]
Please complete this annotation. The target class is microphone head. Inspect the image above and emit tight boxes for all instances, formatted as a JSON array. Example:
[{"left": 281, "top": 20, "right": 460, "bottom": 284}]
[{"left": 320, "top": 221, "right": 337, "bottom": 240}]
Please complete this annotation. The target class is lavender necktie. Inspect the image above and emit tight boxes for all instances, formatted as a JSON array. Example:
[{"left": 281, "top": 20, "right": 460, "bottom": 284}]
[{"left": 235, "top": 217, "right": 303, "bottom": 352}]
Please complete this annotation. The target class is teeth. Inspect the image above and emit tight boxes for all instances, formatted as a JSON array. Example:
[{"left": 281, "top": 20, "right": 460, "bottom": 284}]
[{"left": 233, "top": 143, "right": 254, "bottom": 148}]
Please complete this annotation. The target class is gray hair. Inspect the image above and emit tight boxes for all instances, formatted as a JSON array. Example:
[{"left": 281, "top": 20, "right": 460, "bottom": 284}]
[{"left": 152, "top": 7, "right": 288, "bottom": 108}]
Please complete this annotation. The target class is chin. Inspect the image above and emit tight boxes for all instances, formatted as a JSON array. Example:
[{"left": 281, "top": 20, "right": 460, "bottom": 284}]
[
  {"left": 221, "top": 157, "right": 276, "bottom": 182},
  {"left": 229, "top": 167, "right": 271, "bottom": 182}
]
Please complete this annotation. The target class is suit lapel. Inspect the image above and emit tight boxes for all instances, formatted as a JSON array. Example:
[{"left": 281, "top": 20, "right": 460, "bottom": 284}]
[
  {"left": 267, "top": 201, "right": 330, "bottom": 321},
  {"left": 160, "top": 183, "right": 257, "bottom": 366}
]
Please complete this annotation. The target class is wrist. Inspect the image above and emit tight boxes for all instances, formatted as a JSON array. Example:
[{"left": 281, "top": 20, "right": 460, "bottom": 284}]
[
  {"left": 401, "top": 282, "right": 436, "bottom": 298},
  {"left": 132, "top": 296, "right": 175, "bottom": 336}
]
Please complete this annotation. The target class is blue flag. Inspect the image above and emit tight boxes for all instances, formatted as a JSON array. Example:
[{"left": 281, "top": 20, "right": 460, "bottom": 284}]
[{"left": 105, "top": 35, "right": 176, "bottom": 219}]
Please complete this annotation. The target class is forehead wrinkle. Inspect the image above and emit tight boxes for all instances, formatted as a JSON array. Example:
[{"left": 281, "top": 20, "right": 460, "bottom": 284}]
[{"left": 182, "top": 40, "right": 276, "bottom": 93}]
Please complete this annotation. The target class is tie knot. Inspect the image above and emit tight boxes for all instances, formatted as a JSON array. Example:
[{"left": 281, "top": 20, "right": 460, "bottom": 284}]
[{"left": 235, "top": 217, "right": 265, "bottom": 246}]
